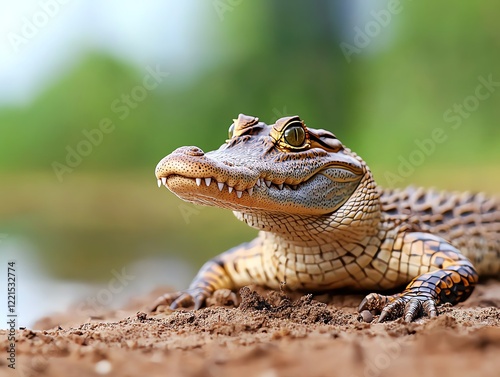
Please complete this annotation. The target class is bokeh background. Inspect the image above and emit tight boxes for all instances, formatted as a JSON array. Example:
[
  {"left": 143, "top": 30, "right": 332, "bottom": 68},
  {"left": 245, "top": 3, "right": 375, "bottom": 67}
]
[{"left": 0, "top": 0, "right": 499, "bottom": 325}]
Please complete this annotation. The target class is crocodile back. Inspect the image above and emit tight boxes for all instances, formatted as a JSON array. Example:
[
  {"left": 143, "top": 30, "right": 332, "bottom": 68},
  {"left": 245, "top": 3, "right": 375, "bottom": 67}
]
[{"left": 379, "top": 186, "right": 500, "bottom": 277}]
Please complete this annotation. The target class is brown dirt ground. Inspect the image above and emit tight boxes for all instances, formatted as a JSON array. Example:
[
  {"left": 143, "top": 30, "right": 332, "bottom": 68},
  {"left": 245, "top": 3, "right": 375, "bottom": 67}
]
[{"left": 1, "top": 281, "right": 499, "bottom": 377}]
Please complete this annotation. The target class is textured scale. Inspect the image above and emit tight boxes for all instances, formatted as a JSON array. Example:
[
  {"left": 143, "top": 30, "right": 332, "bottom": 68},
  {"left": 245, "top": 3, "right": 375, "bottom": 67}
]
[
  {"left": 152, "top": 114, "right": 500, "bottom": 322},
  {"left": 380, "top": 187, "right": 500, "bottom": 276}
]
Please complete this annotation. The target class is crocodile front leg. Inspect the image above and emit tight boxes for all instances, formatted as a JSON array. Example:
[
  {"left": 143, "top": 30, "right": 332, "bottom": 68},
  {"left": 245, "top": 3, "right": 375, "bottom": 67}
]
[
  {"left": 150, "top": 238, "right": 265, "bottom": 311},
  {"left": 359, "top": 232, "right": 479, "bottom": 322}
]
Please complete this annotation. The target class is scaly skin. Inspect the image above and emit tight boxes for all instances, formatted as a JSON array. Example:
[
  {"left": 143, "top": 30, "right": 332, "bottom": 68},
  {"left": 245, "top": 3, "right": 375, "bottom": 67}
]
[{"left": 152, "top": 114, "right": 500, "bottom": 322}]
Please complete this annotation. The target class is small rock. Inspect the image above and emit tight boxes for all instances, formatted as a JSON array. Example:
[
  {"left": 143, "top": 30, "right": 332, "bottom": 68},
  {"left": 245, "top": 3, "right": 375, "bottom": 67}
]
[{"left": 358, "top": 310, "right": 374, "bottom": 323}]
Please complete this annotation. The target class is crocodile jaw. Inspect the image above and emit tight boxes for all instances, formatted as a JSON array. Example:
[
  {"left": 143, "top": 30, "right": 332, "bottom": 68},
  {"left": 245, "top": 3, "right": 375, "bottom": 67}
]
[{"left": 155, "top": 148, "right": 363, "bottom": 216}]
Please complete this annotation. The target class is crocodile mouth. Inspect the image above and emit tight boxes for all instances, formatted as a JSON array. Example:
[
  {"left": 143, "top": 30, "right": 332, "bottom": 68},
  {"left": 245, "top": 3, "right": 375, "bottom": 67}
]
[
  {"left": 158, "top": 175, "right": 301, "bottom": 198},
  {"left": 156, "top": 161, "right": 363, "bottom": 214}
]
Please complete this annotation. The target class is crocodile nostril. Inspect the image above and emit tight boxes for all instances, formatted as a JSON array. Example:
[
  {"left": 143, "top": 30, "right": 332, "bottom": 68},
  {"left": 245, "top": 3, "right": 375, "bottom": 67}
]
[{"left": 174, "top": 146, "right": 205, "bottom": 156}]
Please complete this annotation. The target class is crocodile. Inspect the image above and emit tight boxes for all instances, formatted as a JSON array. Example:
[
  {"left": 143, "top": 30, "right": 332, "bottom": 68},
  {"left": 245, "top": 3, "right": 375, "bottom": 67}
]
[{"left": 152, "top": 114, "right": 500, "bottom": 322}]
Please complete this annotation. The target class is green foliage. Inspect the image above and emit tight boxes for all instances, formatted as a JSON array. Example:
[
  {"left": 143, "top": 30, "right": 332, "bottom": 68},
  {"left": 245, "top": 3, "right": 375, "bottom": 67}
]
[{"left": 350, "top": 0, "right": 500, "bottom": 174}]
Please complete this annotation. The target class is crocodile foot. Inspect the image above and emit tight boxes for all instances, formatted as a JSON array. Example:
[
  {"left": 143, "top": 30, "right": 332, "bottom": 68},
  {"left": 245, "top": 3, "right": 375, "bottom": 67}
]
[
  {"left": 358, "top": 291, "right": 438, "bottom": 323},
  {"left": 149, "top": 287, "right": 211, "bottom": 312}
]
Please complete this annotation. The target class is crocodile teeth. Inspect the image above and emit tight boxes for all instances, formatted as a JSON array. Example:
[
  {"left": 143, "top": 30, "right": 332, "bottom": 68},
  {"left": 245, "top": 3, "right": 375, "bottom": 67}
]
[
  {"left": 228, "top": 186, "right": 234, "bottom": 193},
  {"left": 256, "top": 178, "right": 261, "bottom": 187},
  {"left": 196, "top": 178, "right": 202, "bottom": 186},
  {"left": 236, "top": 190, "right": 243, "bottom": 198},
  {"left": 205, "top": 178, "right": 212, "bottom": 186},
  {"left": 218, "top": 182, "right": 224, "bottom": 191},
  {"left": 265, "top": 180, "right": 272, "bottom": 188},
  {"left": 157, "top": 179, "right": 162, "bottom": 188},
  {"left": 277, "top": 183, "right": 284, "bottom": 190},
  {"left": 161, "top": 177, "right": 167, "bottom": 186},
  {"left": 247, "top": 187, "right": 253, "bottom": 196}
]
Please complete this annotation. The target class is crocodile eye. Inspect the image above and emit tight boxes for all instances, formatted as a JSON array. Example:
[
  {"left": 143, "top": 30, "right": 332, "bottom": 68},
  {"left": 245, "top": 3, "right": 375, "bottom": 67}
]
[
  {"left": 228, "top": 123, "right": 235, "bottom": 139},
  {"left": 284, "top": 122, "right": 306, "bottom": 147}
]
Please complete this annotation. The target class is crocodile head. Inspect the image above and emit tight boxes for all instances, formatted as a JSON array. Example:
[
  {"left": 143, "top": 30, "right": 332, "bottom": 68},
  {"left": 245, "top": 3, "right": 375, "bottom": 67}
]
[{"left": 156, "top": 114, "right": 375, "bottom": 220}]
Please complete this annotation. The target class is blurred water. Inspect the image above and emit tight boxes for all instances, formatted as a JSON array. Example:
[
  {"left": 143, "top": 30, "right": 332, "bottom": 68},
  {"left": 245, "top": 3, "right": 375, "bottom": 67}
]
[{"left": 0, "top": 236, "right": 193, "bottom": 328}]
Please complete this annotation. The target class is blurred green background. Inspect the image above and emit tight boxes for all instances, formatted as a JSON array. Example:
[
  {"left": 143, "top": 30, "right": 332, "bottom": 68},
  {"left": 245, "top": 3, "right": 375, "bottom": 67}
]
[{"left": 0, "top": 0, "right": 499, "bottom": 286}]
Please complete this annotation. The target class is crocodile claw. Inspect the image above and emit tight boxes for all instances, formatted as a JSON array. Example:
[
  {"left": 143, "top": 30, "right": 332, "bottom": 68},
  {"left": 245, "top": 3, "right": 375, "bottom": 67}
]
[
  {"left": 149, "top": 287, "right": 209, "bottom": 312},
  {"left": 358, "top": 291, "right": 438, "bottom": 323}
]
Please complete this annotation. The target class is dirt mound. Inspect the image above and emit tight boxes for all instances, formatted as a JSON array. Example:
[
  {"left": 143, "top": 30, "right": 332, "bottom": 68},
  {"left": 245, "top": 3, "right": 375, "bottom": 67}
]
[{"left": 0, "top": 282, "right": 499, "bottom": 377}]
